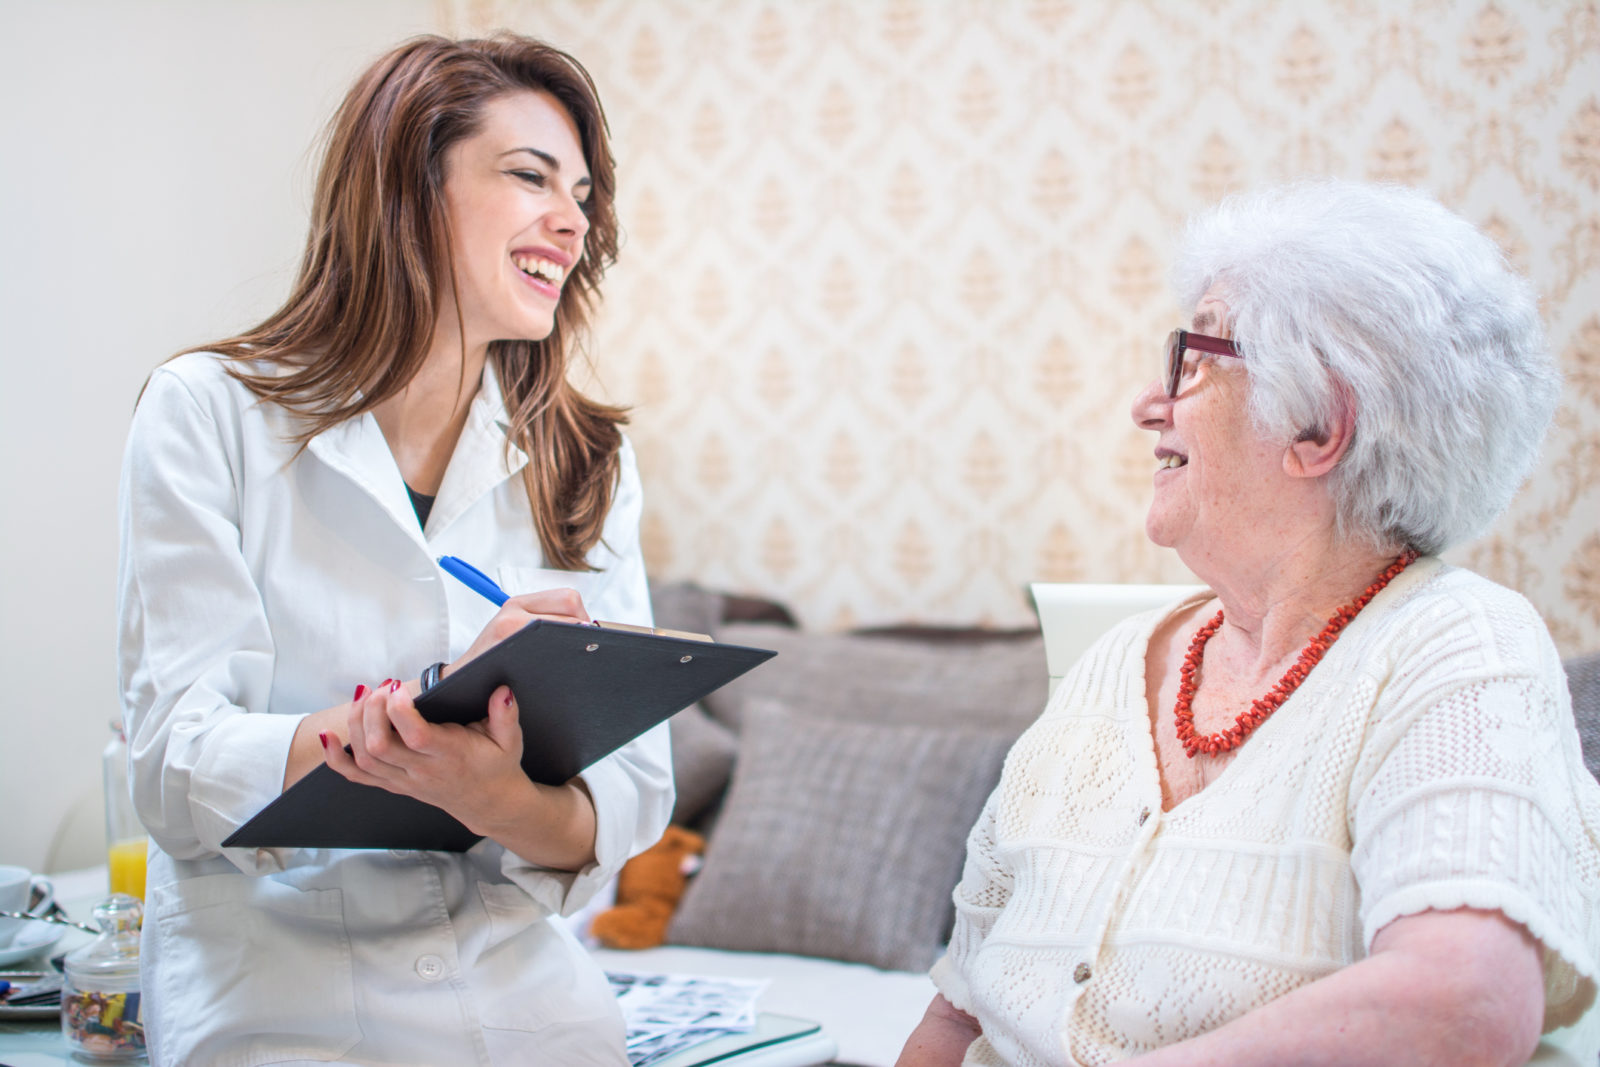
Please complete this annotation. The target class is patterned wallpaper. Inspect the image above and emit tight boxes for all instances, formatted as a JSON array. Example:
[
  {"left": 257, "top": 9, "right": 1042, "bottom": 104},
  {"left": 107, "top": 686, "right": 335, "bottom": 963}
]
[{"left": 442, "top": 0, "right": 1600, "bottom": 650}]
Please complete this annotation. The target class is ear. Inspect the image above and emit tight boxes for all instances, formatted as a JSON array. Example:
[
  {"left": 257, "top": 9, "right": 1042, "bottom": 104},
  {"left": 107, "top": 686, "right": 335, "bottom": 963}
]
[{"left": 1283, "top": 390, "right": 1355, "bottom": 480}]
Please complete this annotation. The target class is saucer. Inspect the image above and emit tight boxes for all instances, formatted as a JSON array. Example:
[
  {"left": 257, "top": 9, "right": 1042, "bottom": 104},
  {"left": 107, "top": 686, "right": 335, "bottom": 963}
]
[
  {"left": 0, "top": 970, "right": 60, "bottom": 1020},
  {"left": 0, "top": 921, "right": 66, "bottom": 967}
]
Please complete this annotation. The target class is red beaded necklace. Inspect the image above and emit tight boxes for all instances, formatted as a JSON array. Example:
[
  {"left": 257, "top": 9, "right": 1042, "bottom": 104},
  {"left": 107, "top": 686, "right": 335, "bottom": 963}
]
[{"left": 1174, "top": 549, "right": 1419, "bottom": 758}]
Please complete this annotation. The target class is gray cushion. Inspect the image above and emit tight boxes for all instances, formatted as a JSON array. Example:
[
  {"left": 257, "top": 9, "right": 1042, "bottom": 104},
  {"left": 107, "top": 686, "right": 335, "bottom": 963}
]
[
  {"left": 667, "top": 705, "right": 739, "bottom": 826},
  {"left": 649, "top": 582, "right": 739, "bottom": 824},
  {"left": 668, "top": 702, "right": 1011, "bottom": 972},
  {"left": 1567, "top": 652, "right": 1600, "bottom": 782},
  {"left": 702, "top": 623, "right": 1047, "bottom": 737},
  {"left": 649, "top": 580, "right": 725, "bottom": 639}
]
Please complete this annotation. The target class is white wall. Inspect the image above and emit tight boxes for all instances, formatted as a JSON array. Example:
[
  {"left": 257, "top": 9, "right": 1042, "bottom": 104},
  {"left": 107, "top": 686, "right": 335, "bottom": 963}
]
[
  {"left": 453, "top": 0, "right": 1600, "bottom": 643},
  {"left": 0, "top": 0, "right": 440, "bottom": 873}
]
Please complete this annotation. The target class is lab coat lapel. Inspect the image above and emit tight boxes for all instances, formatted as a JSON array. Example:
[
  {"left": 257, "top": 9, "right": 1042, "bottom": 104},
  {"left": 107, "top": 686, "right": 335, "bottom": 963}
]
[
  {"left": 426, "top": 366, "right": 530, "bottom": 537},
  {"left": 305, "top": 410, "right": 423, "bottom": 544}
]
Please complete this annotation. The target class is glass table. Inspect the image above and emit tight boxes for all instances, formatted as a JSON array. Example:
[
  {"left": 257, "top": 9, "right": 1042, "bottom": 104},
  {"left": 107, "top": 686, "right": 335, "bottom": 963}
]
[{"left": 0, "top": 867, "right": 132, "bottom": 1065}]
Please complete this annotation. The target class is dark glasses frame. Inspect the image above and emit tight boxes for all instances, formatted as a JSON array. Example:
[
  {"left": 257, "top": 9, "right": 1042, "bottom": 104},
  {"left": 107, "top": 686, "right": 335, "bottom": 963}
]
[{"left": 1163, "top": 329, "right": 1240, "bottom": 397}]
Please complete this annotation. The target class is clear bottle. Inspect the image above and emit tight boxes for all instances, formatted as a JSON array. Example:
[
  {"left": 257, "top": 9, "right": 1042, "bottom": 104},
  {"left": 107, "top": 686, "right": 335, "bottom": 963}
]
[
  {"left": 61, "top": 894, "right": 146, "bottom": 1060},
  {"left": 104, "top": 721, "right": 147, "bottom": 900}
]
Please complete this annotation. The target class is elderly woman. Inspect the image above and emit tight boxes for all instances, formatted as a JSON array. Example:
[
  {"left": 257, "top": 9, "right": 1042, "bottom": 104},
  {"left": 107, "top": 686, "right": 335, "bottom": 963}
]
[{"left": 898, "top": 181, "right": 1599, "bottom": 1067}]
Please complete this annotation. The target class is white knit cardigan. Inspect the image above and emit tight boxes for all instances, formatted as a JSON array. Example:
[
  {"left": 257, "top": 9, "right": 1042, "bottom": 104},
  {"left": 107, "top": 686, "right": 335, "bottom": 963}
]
[{"left": 932, "top": 559, "right": 1600, "bottom": 1065}]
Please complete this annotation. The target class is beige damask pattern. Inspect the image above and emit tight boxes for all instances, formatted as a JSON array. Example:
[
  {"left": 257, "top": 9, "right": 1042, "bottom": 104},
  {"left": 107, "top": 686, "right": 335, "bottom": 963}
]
[{"left": 443, "top": 0, "right": 1600, "bottom": 650}]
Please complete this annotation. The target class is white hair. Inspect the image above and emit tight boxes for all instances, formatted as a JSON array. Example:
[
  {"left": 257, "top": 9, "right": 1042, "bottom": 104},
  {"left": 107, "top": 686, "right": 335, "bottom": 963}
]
[{"left": 1172, "top": 179, "right": 1561, "bottom": 554}]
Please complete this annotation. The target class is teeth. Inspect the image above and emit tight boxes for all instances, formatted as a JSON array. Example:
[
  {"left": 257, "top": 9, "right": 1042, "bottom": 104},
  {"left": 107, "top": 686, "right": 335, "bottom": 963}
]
[
  {"left": 1160, "top": 454, "right": 1187, "bottom": 469},
  {"left": 513, "top": 255, "right": 565, "bottom": 285}
]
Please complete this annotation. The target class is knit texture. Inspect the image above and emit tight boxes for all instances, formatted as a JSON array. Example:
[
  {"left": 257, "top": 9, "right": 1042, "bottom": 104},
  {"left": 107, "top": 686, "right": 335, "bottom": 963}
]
[
  {"left": 933, "top": 559, "right": 1600, "bottom": 1065},
  {"left": 671, "top": 703, "right": 1011, "bottom": 970}
]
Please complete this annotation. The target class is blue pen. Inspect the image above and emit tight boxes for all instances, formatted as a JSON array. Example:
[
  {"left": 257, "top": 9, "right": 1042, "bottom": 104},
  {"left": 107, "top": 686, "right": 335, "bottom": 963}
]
[{"left": 438, "top": 555, "right": 509, "bottom": 606}]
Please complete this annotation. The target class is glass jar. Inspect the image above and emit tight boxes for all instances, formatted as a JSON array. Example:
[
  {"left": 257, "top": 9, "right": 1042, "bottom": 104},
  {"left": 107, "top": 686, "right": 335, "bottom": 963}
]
[
  {"left": 104, "top": 721, "right": 147, "bottom": 900},
  {"left": 61, "top": 894, "right": 146, "bottom": 1061}
]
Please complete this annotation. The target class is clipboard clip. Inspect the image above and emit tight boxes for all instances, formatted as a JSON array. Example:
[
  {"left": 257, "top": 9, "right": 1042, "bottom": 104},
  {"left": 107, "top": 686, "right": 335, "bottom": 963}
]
[{"left": 593, "top": 620, "right": 713, "bottom": 643}]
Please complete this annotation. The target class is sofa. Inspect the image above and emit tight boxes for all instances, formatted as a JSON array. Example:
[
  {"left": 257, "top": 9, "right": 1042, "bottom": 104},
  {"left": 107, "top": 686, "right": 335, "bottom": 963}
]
[
  {"left": 580, "top": 582, "right": 1047, "bottom": 1065},
  {"left": 586, "top": 582, "right": 1600, "bottom": 1067}
]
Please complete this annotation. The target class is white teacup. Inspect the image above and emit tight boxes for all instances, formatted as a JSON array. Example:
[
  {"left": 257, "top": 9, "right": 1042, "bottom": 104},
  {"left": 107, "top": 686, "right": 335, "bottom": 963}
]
[{"left": 0, "top": 865, "right": 52, "bottom": 948}]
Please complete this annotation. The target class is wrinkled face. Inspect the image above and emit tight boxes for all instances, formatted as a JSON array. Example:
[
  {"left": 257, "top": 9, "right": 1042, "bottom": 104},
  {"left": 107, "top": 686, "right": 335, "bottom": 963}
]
[
  {"left": 439, "top": 90, "right": 591, "bottom": 349},
  {"left": 1130, "top": 290, "right": 1294, "bottom": 567}
]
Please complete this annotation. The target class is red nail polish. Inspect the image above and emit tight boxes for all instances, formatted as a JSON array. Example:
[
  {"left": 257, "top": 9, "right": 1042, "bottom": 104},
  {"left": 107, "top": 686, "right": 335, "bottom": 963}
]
[
  {"left": 353, "top": 684, "right": 368, "bottom": 702},
  {"left": 502, "top": 690, "right": 514, "bottom": 708},
  {"left": 380, "top": 678, "right": 394, "bottom": 688},
  {"left": 318, "top": 731, "right": 330, "bottom": 749},
  {"left": 389, "top": 679, "right": 402, "bottom": 693}
]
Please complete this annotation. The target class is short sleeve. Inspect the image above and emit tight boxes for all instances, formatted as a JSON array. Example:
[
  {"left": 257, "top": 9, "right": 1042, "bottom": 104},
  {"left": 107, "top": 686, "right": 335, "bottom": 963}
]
[
  {"left": 933, "top": 785, "right": 1014, "bottom": 1015},
  {"left": 1350, "top": 674, "right": 1600, "bottom": 1030}
]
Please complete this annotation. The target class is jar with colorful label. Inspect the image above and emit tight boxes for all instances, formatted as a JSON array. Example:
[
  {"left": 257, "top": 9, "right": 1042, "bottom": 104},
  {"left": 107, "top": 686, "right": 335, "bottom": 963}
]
[{"left": 61, "top": 894, "right": 145, "bottom": 1060}]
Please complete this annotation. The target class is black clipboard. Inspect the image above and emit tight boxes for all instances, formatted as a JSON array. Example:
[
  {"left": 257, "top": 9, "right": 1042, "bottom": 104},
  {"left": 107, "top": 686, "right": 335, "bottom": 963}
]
[{"left": 223, "top": 620, "right": 775, "bottom": 851}]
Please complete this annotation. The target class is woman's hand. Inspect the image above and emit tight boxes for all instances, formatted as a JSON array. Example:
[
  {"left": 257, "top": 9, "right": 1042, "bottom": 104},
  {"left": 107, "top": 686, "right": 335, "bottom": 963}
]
[
  {"left": 282, "top": 588, "right": 590, "bottom": 794},
  {"left": 448, "top": 587, "right": 592, "bottom": 680},
  {"left": 308, "top": 587, "right": 602, "bottom": 868},
  {"left": 897, "top": 995, "right": 981, "bottom": 1066},
  {"left": 320, "top": 678, "right": 599, "bottom": 869},
  {"left": 322, "top": 678, "right": 526, "bottom": 827}
]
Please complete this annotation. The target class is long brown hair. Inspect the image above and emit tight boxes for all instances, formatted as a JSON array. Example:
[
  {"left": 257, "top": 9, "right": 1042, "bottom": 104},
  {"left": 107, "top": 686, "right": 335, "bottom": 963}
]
[{"left": 183, "top": 34, "right": 624, "bottom": 570}]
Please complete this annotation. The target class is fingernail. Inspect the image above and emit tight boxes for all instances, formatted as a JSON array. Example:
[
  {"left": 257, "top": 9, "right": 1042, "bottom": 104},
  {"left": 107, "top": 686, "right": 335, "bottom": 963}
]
[
  {"left": 353, "top": 684, "right": 368, "bottom": 702},
  {"left": 318, "top": 731, "right": 330, "bottom": 749},
  {"left": 381, "top": 678, "right": 394, "bottom": 688},
  {"left": 390, "top": 679, "right": 402, "bottom": 693},
  {"left": 502, "top": 690, "right": 514, "bottom": 707}
]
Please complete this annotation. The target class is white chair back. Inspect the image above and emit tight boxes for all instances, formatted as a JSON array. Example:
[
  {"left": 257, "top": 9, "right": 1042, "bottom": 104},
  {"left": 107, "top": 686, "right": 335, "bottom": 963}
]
[{"left": 1030, "top": 582, "right": 1206, "bottom": 696}]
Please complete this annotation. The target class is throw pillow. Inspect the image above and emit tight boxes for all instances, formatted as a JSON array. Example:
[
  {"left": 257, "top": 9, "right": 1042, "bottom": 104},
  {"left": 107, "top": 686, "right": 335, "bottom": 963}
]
[
  {"left": 668, "top": 704, "right": 739, "bottom": 826},
  {"left": 667, "top": 702, "right": 1011, "bottom": 972},
  {"left": 701, "top": 623, "right": 1047, "bottom": 739},
  {"left": 1567, "top": 652, "right": 1600, "bottom": 783},
  {"left": 649, "top": 580, "right": 725, "bottom": 637},
  {"left": 649, "top": 581, "right": 750, "bottom": 825},
  {"left": 647, "top": 579, "right": 800, "bottom": 636}
]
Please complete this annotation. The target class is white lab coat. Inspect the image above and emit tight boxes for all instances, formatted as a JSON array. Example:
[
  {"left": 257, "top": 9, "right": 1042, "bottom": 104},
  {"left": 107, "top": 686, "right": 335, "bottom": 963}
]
[{"left": 117, "top": 352, "right": 672, "bottom": 1067}]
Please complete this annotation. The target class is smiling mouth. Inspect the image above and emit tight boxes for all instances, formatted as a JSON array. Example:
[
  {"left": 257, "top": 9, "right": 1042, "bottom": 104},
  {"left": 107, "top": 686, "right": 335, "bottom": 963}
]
[
  {"left": 1159, "top": 454, "right": 1188, "bottom": 470},
  {"left": 512, "top": 254, "right": 566, "bottom": 286}
]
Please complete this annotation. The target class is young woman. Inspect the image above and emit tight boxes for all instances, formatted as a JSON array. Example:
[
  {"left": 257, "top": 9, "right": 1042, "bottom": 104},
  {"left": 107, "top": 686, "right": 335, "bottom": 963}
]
[{"left": 117, "top": 35, "right": 669, "bottom": 1065}]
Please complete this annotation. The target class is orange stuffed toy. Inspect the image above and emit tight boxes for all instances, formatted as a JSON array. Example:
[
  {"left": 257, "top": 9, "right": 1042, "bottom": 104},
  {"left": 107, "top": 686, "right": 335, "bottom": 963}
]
[{"left": 589, "top": 825, "right": 706, "bottom": 950}]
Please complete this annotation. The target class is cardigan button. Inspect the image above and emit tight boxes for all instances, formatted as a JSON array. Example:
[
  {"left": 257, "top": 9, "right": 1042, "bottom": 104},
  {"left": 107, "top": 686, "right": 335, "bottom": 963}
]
[
  {"left": 1073, "top": 962, "right": 1091, "bottom": 984},
  {"left": 415, "top": 954, "right": 445, "bottom": 981}
]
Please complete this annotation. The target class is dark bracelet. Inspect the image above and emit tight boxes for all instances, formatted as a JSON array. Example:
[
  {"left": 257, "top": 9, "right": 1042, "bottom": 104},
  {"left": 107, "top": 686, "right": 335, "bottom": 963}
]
[{"left": 420, "top": 661, "right": 447, "bottom": 693}]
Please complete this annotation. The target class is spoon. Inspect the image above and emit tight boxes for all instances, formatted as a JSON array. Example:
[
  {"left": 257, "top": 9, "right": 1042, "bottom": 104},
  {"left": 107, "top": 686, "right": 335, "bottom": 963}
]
[{"left": 0, "top": 910, "right": 99, "bottom": 934}]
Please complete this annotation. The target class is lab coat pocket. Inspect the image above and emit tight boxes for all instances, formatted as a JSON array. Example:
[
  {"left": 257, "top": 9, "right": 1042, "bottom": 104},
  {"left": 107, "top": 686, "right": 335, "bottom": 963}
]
[
  {"left": 498, "top": 565, "right": 604, "bottom": 614},
  {"left": 148, "top": 874, "right": 359, "bottom": 1065},
  {"left": 473, "top": 881, "right": 615, "bottom": 1033}
]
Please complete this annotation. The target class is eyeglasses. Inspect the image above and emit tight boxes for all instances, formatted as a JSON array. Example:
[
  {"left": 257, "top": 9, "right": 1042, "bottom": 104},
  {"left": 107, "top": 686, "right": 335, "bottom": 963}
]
[{"left": 1163, "top": 329, "right": 1240, "bottom": 398}]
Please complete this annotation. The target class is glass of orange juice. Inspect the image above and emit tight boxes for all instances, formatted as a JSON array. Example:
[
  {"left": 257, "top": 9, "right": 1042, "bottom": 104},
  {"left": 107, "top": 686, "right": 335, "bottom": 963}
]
[
  {"left": 104, "top": 722, "right": 148, "bottom": 900},
  {"left": 107, "top": 838, "right": 147, "bottom": 900}
]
